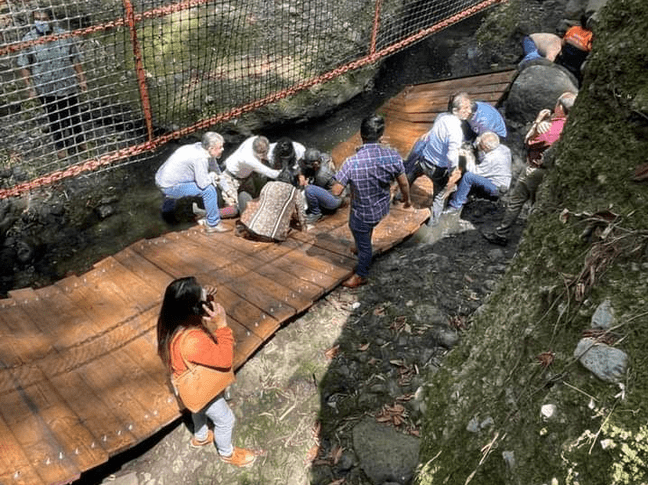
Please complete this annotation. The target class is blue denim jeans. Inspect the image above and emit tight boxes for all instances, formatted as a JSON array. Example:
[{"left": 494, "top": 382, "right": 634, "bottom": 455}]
[
  {"left": 192, "top": 394, "right": 235, "bottom": 456},
  {"left": 305, "top": 184, "right": 342, "bottom": 215},
  {"left": 519, "top": 36, "right": 542, "bottom": 67},
  {"left": 349, "top": 211, "right": 375, "bottom": 278},
  {"left": 450, "top": 171, "right": 500, "bottom": 209},
  {"left": 160, "top": 182, "right": 221, "bottom": 227}
]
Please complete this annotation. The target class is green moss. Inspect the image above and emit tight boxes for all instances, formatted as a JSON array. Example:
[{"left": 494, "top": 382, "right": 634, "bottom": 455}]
[{"left": 416, "top": 0, "right": 648, "bottom": 483}]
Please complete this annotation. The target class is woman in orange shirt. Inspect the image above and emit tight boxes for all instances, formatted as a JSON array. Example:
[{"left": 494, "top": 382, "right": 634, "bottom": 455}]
[{"left": 157, "top": 277, "right": 256, "bottom": 467}]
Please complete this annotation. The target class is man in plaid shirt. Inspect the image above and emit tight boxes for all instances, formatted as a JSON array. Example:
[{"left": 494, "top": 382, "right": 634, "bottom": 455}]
[{"left": 331, "top": 114, "right": 411, "bottom": 288}]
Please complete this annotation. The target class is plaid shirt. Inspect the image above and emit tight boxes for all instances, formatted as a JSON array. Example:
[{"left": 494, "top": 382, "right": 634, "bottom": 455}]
[{"left": 335, "top": 143, "right": 404, "bottom": 225}]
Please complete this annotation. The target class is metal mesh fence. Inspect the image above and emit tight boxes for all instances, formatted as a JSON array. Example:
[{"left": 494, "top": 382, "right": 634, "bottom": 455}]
[{"left": 0, "top": 0, "right": 500, "bottom": 198}]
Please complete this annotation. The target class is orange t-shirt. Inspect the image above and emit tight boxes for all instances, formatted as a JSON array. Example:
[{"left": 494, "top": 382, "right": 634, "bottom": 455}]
[
  {"left": 170, "top": 326, "right": 234, "bottom": 377},
  {"left": 563, "top": 26, "right": 593, "bottom": 52}
]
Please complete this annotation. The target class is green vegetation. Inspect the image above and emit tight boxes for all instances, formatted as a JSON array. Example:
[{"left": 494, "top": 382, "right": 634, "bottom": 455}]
[{"left": 416, "top": 0, "right": 648, "bottom": 483}]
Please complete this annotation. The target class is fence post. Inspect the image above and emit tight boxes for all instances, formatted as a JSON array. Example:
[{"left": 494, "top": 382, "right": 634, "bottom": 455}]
[{"left": 123, "top": 0, "right": 154, "bottom": 142}]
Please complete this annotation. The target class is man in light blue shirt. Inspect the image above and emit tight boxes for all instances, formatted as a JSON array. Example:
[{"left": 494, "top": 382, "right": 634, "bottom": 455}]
[
  {"left": 467, "top": 101, "right": 507, "bottom": 139},
  {"left": 413, "top": 92, "right": 471, "bottom": 225}
]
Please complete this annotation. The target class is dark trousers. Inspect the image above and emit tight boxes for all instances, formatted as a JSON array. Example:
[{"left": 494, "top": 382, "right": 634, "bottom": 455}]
[
  {"left": 40, "top": 94, "right": 84, "bottom": 150},
  {"left": 349, "top": 211, "right": 376, "bottom": 278},
  {"left": 495, "top": 165, "right": 546, "bottom": 237}
]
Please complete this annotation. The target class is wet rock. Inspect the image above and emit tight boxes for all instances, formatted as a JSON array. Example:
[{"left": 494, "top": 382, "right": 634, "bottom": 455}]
[
  {"left": 505, "top": 65, "right": 579, "bottom": 125},
  {"left": 431, "top": 325, "right": 459, "bottom": 349},
  {"left": 352, "top": 417, "right": 420, "bottom": 485},
  {"left": 574, "top": 338, "right": 628, "bottom": 383},
  {"left": 591, "top": 299, "right": 615, "bottom": 330},
  {"left": 412, "top": 304, "right": 448, "bottom": 326}
]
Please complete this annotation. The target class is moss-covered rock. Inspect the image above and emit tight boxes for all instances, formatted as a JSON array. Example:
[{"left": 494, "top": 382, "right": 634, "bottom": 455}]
[{"left": 416, "top": 0, "right": 648, "bottom": 483}]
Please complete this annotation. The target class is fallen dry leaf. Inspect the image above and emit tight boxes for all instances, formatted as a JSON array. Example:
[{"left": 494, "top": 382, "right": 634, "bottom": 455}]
[
  {"left": 305, "top": 444, "right": 319, "bottom": 464},
  {"left": 368, "top": 357, "right": 379, "bottom": 366},
  {"left": 390, "top": 315, "right": 407, "bottom": 333},
  {"left": 373, "top": 306, "right": 385, "bottom": 316},
  {"left": 330, "top": 445, "right": 344, "bottom": 465},
  {"left": 325, "top": 345, "right": 340, "bottom": 360},
  {"left": 358, "top": 343, "right": 370, "bottom": 351},
  {"left": 327, "top": 479, "right": 346, "bottom": 485},
  {"left": 537, "top": 351, "right": 555, "bottom": 368}
]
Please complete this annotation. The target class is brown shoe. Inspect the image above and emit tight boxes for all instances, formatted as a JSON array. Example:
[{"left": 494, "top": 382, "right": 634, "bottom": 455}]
[
  {"left": 220, "top": 447, "right": 257, "bottom": 467},
  {"left": 342, "top": 274, "right": 367, "bottom": 288},
  {"left": 190, "top": 430, "right": 214, "bottom": 448},
  {"left": 205, "top": 222, "right": 232, "bottom": 233}
]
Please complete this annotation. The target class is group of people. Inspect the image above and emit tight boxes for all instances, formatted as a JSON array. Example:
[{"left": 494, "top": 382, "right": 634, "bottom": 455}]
[
  {"left": 519, "top": 16, "right": 594, "bottom": 84},
  {"left": 154, "top": 89, "right": 577, "bottom": 467},
  {"left": 402, "top": 91, "right": 513, "bottom": 226},
  {"left": 154, "top": 115, "right": 412, "bottom": 468}
]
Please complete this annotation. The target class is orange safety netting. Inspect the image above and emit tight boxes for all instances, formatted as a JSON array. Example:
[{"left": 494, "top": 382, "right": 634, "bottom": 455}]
[{"left": 0, "top": 0, "right": 502, "bottom": 199}]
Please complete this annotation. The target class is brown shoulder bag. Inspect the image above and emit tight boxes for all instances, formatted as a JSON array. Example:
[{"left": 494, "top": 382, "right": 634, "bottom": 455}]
[{"left": 170, "top": 328, "right": 235, "bottom": 412}]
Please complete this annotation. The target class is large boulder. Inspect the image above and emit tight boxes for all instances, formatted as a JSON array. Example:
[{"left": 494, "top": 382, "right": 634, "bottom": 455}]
[
  {"left": 353, "top": 418, "right": 420, "bottom": 484},
  {"left": 504, "top": 64, "right": 579, "bottom": 126}
]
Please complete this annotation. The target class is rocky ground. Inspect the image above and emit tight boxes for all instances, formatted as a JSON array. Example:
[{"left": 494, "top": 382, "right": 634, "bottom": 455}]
[{"left": 75, "top": 199, "right": 524, "bottom": 485}]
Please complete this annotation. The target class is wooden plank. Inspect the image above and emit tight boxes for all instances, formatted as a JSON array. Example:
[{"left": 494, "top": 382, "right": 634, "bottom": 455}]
[
  {"left": 0, "top": 412, "right": 44, "bottom": 485},
  {"left": 11, "top": 287, "right": 102, "bottom": 352},
  {"left": 385, "top": 82, "right": 511, "bottom": 110},
  {"left": 92, "top": 257, "right": 161, "bottom": 307},
  {"left": 131, "top": 233, "right": 246, "bottom": 281},
  {"left": 0, "top": 369, "right": 81, "bottom": 485},
  {"left": 228, "top": 319, "right": 264, "bottom": 369},
  {"left": 192, "top": 230, "right": 329, "bottom": 297},
  {"left": 0, "top": 300, "right": 54, "bottom": 364},
  {"left": 113, "top": 246, "right": 174, "bottom": 293},
  {"left": 48, "top": 370, "right": 137, "bottom": 456},
  {"left": 11, "top": 375, "right": 108, "bottom": 473},
  {"left": 72, "top": 353, "right": 159, "bottom": 443},
  {"left": 399, "top": 70, "right": 517, "bottom": 96},
  {"left": 110, "top": 345, "right": 179, "bottom": 435}
]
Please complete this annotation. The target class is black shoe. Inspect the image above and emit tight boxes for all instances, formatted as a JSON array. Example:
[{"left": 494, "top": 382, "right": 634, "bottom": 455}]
[{"left": 482, "top": 230, "right": 508, "bottom": 246}]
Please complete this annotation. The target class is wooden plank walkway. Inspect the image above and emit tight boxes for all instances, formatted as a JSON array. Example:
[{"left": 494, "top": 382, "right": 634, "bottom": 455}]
[{"left": 0, "top": 70, "right": 515, "bottom": 485}]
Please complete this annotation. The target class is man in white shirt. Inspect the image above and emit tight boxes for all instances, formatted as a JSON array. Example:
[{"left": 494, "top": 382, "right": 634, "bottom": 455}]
[
  {"left": 155, "top": 132, "right": 231, "bottom": 233},
  {"left": 445, "top": 132, "right": 512, "bottom": 213},
  {"left": 413, "top": 92, "right": 472, "bottom": 225},
  {"left": 223, "top": 136, "right": 280, "bottom": 212}
]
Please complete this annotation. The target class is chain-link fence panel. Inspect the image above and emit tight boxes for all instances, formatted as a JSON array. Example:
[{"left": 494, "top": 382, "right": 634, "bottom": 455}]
[{"left": 0, "top": 0, "right": 500, "bottom": 198}]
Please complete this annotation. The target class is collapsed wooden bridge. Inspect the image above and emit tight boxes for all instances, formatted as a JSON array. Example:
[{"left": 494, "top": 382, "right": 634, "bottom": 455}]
[{"left": 0, "top": 70, "right": 516, "bottom": 485}]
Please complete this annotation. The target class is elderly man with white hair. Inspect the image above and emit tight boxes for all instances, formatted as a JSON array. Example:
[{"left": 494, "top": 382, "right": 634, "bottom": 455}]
[
  {"left": 445, "top": 131, "right": 512, "bottom": 214},
  {"left": 483, "top": 91, "right": 577, "bottom": 245},
  {"left": 155, "top": 131, "right": 231, "bottom": 233}
]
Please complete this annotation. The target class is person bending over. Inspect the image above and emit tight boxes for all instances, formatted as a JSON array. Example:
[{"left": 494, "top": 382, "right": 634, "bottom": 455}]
[{"left": 155, "top": 132, "right": 231, "bottom": 233}]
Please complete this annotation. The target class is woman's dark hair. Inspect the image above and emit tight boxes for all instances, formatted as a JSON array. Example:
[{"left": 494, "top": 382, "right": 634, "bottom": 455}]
[
  {"left": 360, "top": 115, "right": 385, "bottom": 143},
  {"left": 271, "top": 137, "right": 296, "bottom": 170},
  {"left": 157, "top": 276, "right": 203, "bottom": 370}
]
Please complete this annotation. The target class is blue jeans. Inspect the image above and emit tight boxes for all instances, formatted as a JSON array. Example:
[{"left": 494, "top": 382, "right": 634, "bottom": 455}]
[
  {"left": 305, "top": 185, "right": 342, "bottom": 215},
  {"left": 192, "top": 394, "right": 235, "bottom": 456},
  {"left": 450, "top": 172, "right": 500, "bottom": 209},
  {"left": 349, "top": 211, "right": 375, "bottom": 278},
  {"left": 160, "top": 182, "right": 221, "bottom": 227},
  {"left": 519, "top": 36, "right": 542, "bottom": 67}
]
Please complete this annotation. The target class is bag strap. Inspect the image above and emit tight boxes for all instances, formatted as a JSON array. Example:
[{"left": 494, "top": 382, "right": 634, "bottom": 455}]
[{"left": 171, "top": 328, "right": 197, "bottom": 373}]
